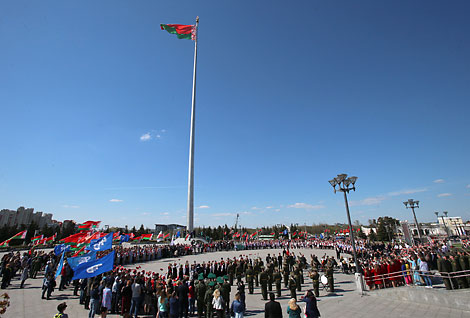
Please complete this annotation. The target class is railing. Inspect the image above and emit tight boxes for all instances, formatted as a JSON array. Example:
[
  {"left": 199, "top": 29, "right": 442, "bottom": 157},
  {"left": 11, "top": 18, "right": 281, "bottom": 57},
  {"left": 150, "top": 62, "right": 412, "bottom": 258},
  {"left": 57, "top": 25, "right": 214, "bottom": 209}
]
[{"left": 364, "top": 268, "right": 470, "bottom": 290}]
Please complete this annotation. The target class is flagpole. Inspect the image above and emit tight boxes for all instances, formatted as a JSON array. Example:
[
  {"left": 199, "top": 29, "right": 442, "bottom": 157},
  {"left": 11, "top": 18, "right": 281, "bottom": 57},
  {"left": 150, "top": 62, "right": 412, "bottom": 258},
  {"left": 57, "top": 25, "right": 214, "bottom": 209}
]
[{"left": 187, "top": 17, "right": 199, "bottom": 234}]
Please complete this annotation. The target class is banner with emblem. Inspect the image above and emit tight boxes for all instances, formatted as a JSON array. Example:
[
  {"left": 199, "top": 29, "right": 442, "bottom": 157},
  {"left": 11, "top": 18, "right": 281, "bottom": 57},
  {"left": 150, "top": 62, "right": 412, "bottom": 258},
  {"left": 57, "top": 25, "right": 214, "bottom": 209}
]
[
  {"left": 85, "top": 232, "right": 113, "bottom": 252},
  {"left": 67, "top": 251, "right": 97, "bottom": 270},
  {"left": 72, "top": 251, "right": 115, "bottom": 280}
]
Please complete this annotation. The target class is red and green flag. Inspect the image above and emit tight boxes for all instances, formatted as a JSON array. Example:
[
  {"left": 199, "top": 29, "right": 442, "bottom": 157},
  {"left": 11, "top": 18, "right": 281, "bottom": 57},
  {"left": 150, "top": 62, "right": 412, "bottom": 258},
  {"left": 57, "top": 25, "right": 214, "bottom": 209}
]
[
  {"left": 160, "top": 24, "right": 196, "bottom": 40},
  {"left": 31, "top": 235, "right": 43, "bottom": 243},
  {"left": 140, "top": 234, "right": 152, "bottom": 241},
  {"left": 11, "top": 230, "right": 27, "bottom": 240}
]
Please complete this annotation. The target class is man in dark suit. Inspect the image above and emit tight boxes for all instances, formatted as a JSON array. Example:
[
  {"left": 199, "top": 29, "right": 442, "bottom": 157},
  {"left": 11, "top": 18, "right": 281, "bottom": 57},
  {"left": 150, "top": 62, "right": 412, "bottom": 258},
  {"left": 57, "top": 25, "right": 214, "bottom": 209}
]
[{"left": 264, "top": 293, "right": 282, "bottom": 318}]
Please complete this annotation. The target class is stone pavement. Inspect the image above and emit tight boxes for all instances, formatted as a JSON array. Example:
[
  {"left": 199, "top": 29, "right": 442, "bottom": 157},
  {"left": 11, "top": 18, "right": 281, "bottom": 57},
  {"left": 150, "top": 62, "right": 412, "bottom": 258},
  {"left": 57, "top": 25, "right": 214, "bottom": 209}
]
[{"left": 2, "top": 247, "right": 469, "bottom": 318}]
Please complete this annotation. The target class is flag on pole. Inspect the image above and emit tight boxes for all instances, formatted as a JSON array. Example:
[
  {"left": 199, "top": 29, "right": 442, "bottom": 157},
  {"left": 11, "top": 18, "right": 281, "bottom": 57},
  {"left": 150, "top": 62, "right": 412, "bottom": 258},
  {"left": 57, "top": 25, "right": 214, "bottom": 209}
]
[
  {"left": 68, "top": 251, "right": 97, "bottom": 270},
  {"left": 160, "top": 24, "right": 196, "bottom": 40},
  {"left": 11, "top": 230, "right": 27, "bottom": 240},
  {"left": 72, "top": 251, "right": 115, "bottom": 280},
  {"left": 85, "top": 232, "right": 113, "bottom": 252},
  {"left": 55, "top": 251, "right": 65, "bottom": 279},
  {"left": 140, "top": 234, "right": 152, "bottom": 240},
  {"left": 31, "top": 235, "right": 43, "bottom": 243},
  {"left": 157, "top": 231, "right": 163, "bottom": 240}
]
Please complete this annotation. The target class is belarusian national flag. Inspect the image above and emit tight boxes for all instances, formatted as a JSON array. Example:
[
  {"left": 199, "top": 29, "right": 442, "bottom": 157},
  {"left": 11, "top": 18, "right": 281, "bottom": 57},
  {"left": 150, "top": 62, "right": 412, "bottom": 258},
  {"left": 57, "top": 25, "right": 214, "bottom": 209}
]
[
  {"left": 0, "top": 239, "right": 11, "bottom": 247},
  {"left": 163, "top": 233, "right": 170, "bottom": 239},
  {"left": 82, "top": 221, "right": 101, "bottom": 228},
  {"left": 140, "top": 234, "right": 152, "bottom": 240},
  {"left": 32, "top": 235, "right": 43, "bottom": 242},
  {"left": 11, "top": 230, "right": 27, "bottom": 240},
  {"left": 157, "top": 231, "right": 164, "bottom": 239},
  {"left": 78, "top": 224, "right": 92, "bottom": 231},
  {"left": 160, "top": 24, "right": 195, "bottom": 40}
]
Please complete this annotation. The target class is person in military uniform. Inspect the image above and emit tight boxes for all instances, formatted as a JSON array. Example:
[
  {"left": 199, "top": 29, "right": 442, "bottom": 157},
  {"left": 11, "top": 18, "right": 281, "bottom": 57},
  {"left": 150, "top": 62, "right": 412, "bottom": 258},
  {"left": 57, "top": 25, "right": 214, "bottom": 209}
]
[
  {"left": 246, "top": 265, "right": 254, "bottom": 294},
  {"left": 299, "top": 264, "right": 304, "bottom": 285},
  {"left": 267, "top": 262, "right": 274, "bottom": 292},
  {"left": 326, "top": 264, "right": 334, "bottom": 292},
  {"left": 259, "top": 269, "right": 268, "bottom": 300},
  {"left": 222, "top": 276, "right": 231, "bottom": 315},
  {"left": 205, "top": 281, "right": 215, "bottom": 318},
  {"left": 254, "top": 261, "right": 261, "bottom": 287},
  {"left": 236, "top": 262, "right": 243, "bottom": 284},
  {"left": 437, "top": 254, "right": 453, "bottom": 290},
  {"left": 282, "top": 264, "right": 290, "bottom": 288},
  {"left": 196, "top": 275, "right": 207, "bottom": 318},
  {"left": 458, "top": 251, "right": 470, "bottom": 287},
  {"left": 288, "top": 273, "right": 297, "bottom": 300},
  {"left": 273, "top": 268, "right": 282, "bottom": 298},
  {"left": 309, "top": 269, "right": 320, "bottom": 297},
  {"left": 294, "top": 265, "right": 301, "bottom": 292},
  {"left": 227, "top": 261, "right": 235, "bottom": 286}
]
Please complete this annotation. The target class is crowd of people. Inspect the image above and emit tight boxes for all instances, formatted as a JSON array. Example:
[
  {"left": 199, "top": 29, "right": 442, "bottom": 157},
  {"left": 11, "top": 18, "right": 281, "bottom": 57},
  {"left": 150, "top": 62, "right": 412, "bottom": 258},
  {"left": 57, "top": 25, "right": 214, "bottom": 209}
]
[{"left": 0, "top": 236, "right": 469, "bottom": 317}]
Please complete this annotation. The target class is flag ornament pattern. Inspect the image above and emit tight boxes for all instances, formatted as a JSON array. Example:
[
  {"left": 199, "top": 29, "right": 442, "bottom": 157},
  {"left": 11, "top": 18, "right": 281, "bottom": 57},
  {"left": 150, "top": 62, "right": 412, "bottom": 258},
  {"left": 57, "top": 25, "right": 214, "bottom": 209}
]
[{"left": 160, "top": 24, "right": 196, "bottom": 40}]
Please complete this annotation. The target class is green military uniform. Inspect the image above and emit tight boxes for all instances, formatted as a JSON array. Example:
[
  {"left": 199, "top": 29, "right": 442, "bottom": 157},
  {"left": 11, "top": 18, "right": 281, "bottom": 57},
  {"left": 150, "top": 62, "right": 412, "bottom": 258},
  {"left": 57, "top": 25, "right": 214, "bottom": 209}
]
[
  {"left": 205, "top": 283, "right": 214, "bottom": 318},
  {"left": 222, "top": 278, "right": 231, "bottom": 314},
  {"left": 259, "top": 270, "right": 268, "bottom": 300},
  {"left": 273, "top": 270, "right": 282, "bottom": 298},
  {"left": 236, "top": 263, "right": 243, "bottom": 283},
  {"left": 227, "top": 263, "right": 235, "bottom": 286},
  {"left": 254, "top": 262, "right": 261, "bottom": 287},
  {"left": 294, "top": 266, "right": 301, "bottom": 292},
  {"left": 458, "top": 253, "right": 470, "bottom": 287},
  {"left": 288, "top": 274, "right": 297, "bottom": 300},
  {"left": 437, "top": 256, "right": 452, "bottom": 290},
  {"left": 246, "top": 266, "right": 254, "bottom": 294},
  {"left": 309, "top": 270, "right": 320, "bottom": 297},
  {"left": 282, "top": 265, "right": 290, "bottom": 288},
  {"left": 267, "top": 263, "right": 274, "bottom": 292},
  {"left": 299, "top": 266, "right": 304, "bottom": 285},
  {"left": 326, "top": 266, "right": 334, "bottom": 292},
  {"left": 196, "top": 280, "right": 207, "bottom": 318}
]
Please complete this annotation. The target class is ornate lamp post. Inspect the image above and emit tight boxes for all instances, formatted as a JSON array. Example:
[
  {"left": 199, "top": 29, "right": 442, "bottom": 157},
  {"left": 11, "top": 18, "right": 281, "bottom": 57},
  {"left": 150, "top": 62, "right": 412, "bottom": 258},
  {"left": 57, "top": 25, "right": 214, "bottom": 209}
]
[
  {"left": 403, "top": 199, "right": 422, "bottom": 243},
  {"left": 328, "top": 173, "right": 364, "bottom": 292}
]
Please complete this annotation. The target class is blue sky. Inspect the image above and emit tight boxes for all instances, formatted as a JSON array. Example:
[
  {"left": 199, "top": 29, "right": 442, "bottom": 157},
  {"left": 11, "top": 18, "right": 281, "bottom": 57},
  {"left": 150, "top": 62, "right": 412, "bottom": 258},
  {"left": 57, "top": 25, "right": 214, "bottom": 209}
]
[{"left": 1, "top": 0, "right": 469, "bottom": 229}]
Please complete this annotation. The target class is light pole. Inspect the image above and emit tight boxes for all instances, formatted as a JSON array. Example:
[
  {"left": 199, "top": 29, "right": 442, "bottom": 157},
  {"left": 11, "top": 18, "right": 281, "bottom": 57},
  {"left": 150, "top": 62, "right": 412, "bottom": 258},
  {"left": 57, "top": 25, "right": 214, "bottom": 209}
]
[
  {"left": 403, "top": 199, "right": 422, "bottom": 243},
  {"left": 434, "top": 212, "right": 449, "bottom": 238},
  {"left": 329, "top": 173, "right": 364, "bottom": 293}
]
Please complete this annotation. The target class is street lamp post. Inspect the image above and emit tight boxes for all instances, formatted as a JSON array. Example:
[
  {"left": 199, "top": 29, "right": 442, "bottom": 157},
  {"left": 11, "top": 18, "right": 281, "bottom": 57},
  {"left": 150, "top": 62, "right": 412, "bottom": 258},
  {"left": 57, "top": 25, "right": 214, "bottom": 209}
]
[
  {"left": 403, "top": 199, "right": 422, "bottom": 243},
  {"left": 329, "top": 173, "right": 364, "bottom": 293}
]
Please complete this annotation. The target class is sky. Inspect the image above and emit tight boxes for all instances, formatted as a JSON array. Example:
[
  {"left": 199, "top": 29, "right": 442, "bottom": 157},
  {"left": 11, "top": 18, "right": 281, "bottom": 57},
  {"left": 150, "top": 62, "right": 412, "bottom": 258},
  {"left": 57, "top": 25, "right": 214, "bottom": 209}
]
[{"left": 1, "top": 0, "right": 469, "bottom": 229}]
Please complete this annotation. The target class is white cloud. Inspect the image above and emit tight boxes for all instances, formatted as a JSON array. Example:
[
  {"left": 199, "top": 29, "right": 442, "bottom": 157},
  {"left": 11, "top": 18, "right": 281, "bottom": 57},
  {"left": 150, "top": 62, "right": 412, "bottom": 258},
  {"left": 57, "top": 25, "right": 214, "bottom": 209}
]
[
  {"left": 197, "top": 205, "right": 210, "bottom": 209},
  {"left": 433, "top": 179, "right": 445, "bottom": 184},
  {"left": 156, "top": 134, "right": 161, "bottom": 139},
  {"left": 350, "top": 196, "right": 386, "bottom": 206},
  {"left": 265, "top": 206, "right": 273, "bottom": 209},
  {"left": 161, "top": 212, "right": 169, "bottom": 215},
  {"left": 387, "top": 188, "right": 428, "bottom": 196},
  {"left": 62, "top": 205, "right": 79, "bottom": 209},
  {"left": 437, "top": 193, "right": 452, "bottom": 197},
  {"left": 140, "top": 133, "right": 151, "bottom": 141},
  {"left": 287, "top": 203, "right": 325, "bottom": 210},
  {"left": 275, "top": 209, "right": 280, "bottom": 212},
  {"left": 212, "top": 213, "right": 235, "bottom": 217},
  {"left": 251, "top": 207, "right": 262, "bottom": 210},
  {"left": 161, "top": 129, "right": 166, "bottom": 133},
  {"left": 141, "top": 212, "right": 151, "bottom": 216},
  {"left": 109, "top": 199, "right": 123, "bottom": 202},
  {"left": 466, "top": 184, "right": 470, "bottom": 189}
]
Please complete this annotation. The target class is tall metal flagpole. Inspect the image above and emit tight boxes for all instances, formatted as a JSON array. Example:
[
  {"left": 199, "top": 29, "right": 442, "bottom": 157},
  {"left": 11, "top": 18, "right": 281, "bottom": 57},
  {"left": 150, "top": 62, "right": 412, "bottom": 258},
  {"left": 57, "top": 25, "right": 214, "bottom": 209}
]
[{"left": 187, "top": 17, "right": 198, "bottom": 234}]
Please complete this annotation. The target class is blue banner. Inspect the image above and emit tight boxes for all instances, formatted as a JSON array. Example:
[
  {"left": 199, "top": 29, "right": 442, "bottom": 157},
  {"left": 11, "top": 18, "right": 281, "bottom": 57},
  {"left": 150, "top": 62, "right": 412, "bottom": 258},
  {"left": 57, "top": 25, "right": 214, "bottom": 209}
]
[
  {"left": 86, "top": 232, "right": 113, "bottom": 252},
  {"left": 176, "top": 231, "right": 181, "bottom": 238},
  {"left": 283, "top": 229, "right": 288, "bottom": 235},
  {"left": 68, "top": 251, "right": 96, "bottom": 270},
  {"left": 72, "top": 251, "right": 115, "bottom": 280},
  {"left": 54, "top": 244, "right": 71, "bottom": 256},
  {"left": 120, "top": 234, "right": 130, "bottom": 243},
  {"left": 55, "top": 251, "right": 65, "bottom": 279}
]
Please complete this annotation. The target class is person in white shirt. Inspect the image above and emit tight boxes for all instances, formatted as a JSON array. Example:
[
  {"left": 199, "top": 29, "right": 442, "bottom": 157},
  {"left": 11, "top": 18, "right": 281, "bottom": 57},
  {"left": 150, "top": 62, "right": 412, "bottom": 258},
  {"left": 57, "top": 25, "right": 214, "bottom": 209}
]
[{"left": 212, "top": 289, "right": 225, "bottom": 318}]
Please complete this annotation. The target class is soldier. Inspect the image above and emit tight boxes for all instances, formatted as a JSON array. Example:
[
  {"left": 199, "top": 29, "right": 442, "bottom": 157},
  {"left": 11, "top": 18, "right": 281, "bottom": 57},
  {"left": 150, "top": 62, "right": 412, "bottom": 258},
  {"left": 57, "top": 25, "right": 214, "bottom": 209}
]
[
  {"left": 437, "top": 254, "right": 452, "bottom": 290},
  {"left": 236, "top": 262, "right": 243, "bottom": 284},
  {"left": 309, "top": 269, "right": 320, "bottom": 297},
  {"left": 254, "top": 261, "right": 261, "bottom": 287},
  {"left": 294, "top": 265, "right": 301, "bottom": 292},
  {"left": 227, "top": 261, "right": 235, "bottom": 286},
  {"left": 326, "top": 264, "right": 334, "bottom": 292},
  {"left": 222, "top": 276, "right": 231, "bottom": 316},
  {"left": 259, "top": 269, "right": 268, "bottom": 300},
  {"left": 458, "top": 251, "right": 470, "bottom": 287},
  {"left": 246, "top": 265, "right": 254, "bottom": 294},
  {"left": 267, "top": 262, "right": 274, "bottom": 292},
  {"left": 288, "top": 273, "right": 297, "bottom": 300},
  {"left": 205, "top": 281, "right": 215, "bottom": 318},
  {"left": 273, "top": 268, "right": 282, "bottom": 298},
  {"left": 196, "top": 275, "right": 206, "bottom": 318},
  {"left": 282, "top": 264, "right": 290, "bottom": 288}
]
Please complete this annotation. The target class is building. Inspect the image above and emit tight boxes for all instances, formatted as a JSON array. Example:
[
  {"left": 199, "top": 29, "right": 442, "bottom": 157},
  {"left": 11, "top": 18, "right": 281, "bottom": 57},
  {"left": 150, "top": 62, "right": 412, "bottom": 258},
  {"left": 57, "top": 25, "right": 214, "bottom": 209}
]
[
  {"left": 155, "top": 223, "right": 186, "bottom": 234},
  {"left": 0, "top": 207, "right": 56, "bottom": 228}
]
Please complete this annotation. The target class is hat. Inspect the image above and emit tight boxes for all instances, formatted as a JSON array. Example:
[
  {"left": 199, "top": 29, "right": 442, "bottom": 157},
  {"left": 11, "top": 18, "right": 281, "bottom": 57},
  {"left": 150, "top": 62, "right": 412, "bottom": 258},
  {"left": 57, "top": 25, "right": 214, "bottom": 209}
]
[
  {"left": 216, "top": 277, "right": 224, "bottom": 284},
  {"left": 57, "top": 302, "right": 67, "bottom": 312},
  {"left": 208, "top": 281, "right": 215, "bottom": 287},
  {"left": 198, "top": 273, "right": 204, "bottom": 281},
  {"left": 208, "top": 273, "right": 216, "bottom": 279},
  {"left": 223, "top": 275, "right": 229, "bottom": 280}
]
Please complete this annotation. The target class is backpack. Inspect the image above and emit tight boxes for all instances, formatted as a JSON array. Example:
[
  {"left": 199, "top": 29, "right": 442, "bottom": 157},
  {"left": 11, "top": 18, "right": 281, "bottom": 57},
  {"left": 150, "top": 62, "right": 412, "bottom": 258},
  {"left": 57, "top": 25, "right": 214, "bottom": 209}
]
[{"left": 54, "top": 313, "right": 63, "bottom": 318}]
